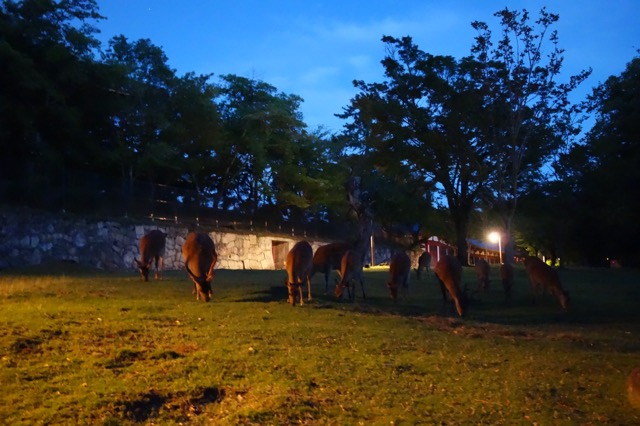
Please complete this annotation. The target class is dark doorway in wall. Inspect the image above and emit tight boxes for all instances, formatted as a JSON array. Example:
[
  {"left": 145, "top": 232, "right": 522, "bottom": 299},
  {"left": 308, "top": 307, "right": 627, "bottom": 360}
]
[{"left": 272, "top": 240, "right": 289, "bottom": 270}]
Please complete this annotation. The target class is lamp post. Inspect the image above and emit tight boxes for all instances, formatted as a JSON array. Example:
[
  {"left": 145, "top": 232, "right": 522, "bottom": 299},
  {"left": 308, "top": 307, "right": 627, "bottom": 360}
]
[{"left": 488, "top": 231, "right": 502, "bottom": 264}]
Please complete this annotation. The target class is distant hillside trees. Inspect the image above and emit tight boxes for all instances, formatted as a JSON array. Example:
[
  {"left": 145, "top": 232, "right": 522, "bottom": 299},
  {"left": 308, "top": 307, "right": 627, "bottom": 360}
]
[{"left": 0, "top": 0, "right": 342, "bottom": 225}]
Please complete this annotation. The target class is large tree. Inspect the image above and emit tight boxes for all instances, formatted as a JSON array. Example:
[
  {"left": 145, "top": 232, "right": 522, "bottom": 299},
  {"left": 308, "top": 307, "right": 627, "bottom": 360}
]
[
  {"left": 575, "top": 55, "right": 640, "bottom": 266},
  {"left": 471, "top": 8, "right": 591, "bottom": 262},
  {"left": 338, "top": 8, "right": 590, "bottom": 264},
  {"left": 339, "top": 36, "right": 493, "bottom": 263}
]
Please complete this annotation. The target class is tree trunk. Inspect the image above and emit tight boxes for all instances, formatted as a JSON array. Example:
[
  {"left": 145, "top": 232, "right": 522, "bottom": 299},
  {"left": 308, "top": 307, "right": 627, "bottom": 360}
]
[
  {"left": 454, "top": 219, "right": 469, "bottom": 267},
  {"left": 346, "top": 176, "right": 373, "bottom": 257}
]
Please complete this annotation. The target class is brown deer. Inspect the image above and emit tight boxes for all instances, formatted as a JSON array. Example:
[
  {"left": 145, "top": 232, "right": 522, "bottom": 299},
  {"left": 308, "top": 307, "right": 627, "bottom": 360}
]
[
  {"left": 134, "top": 230, "right": 166, "bottom": 281},
  {"left": 474, "top": 259, "right": 491, "bottom": 291},
  {"left": 335, "top": 249, "right": 366, "bottom": 302},
  {"left": 285, "top": 241, "right": 313, "bottom": 306},
  {"left": 433, "top": 255, "right": 467, "bottom": 316},
  {"left": 415, "top": 251, "right": 431, "bottom": 280},
  {"left": 387, "top": 251, "right": 411, "bottom": 301},
  {"left": 499, "top": 263, "right": 514, "bottom": 298},
  {"left": 628, "top": 367, "right": 640, "bottom": 409},
  {"left": 524, "top": 256, "right": 570, "bottom": 309},
  {"left": 311, "top": 242, "right": 350, "bottom": 295},
  {"left": 182, "top": 232, "right": 217, "bottom": 302}
]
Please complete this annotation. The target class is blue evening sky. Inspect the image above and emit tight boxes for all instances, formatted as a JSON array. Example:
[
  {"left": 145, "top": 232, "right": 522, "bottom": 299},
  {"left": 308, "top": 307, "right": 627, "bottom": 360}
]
[{"left": 95, "top": 1, "right": 639, "bottom": 133}]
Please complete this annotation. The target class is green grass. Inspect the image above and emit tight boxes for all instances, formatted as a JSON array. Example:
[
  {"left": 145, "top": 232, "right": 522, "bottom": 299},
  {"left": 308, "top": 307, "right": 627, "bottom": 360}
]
[{"left": 1, "top": 263, "right": 639, "bottom": 425}]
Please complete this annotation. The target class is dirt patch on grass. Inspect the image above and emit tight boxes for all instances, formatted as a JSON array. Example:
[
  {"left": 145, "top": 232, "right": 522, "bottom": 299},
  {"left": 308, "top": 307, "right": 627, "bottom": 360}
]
[
  {"left": 104, "top": 349, "right": 145, "bottom": 369},
  {"left": 104, "top": 386, "right": 226, "bottom": 423},
  {"left": 9, "top": 328, "right": 66, "bottom": 354},
  {"left": 10, "top": 337, "right": 43, "bottom": 354},
  {"left": 417, "top": 315, "right": 586, "bottom": 342}
]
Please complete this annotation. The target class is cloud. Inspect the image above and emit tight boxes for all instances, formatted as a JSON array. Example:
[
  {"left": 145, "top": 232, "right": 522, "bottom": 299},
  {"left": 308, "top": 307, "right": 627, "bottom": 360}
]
[
  {"left": 347, "top": 54, "right": 372, "bottom": 69},
  {"left": 299, "top": 66, "right": 341, "bottom": 85}
]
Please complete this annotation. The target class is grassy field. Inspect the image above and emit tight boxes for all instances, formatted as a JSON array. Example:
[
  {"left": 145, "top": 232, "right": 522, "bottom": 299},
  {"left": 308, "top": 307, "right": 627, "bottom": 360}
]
[{"left": 1, "top": 262, "right": 639, "bottom": 425}]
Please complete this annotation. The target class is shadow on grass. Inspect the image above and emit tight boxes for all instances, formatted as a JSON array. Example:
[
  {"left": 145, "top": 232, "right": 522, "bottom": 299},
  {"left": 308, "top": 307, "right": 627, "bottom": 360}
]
[{"left": 106, "top": 386, "right": 226, "bottom": 424}]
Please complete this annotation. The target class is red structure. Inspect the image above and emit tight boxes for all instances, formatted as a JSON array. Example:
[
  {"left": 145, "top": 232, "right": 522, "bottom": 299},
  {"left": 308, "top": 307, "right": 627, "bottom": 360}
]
[{"left": 422, "top": 236, "right": 509, "bottom": 266}]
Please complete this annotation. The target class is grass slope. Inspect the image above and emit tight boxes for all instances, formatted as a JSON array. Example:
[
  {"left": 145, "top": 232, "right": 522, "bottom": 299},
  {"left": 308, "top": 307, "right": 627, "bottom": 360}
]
[{"left": 1, "top": 263, "right": 639, "bottom": 425}]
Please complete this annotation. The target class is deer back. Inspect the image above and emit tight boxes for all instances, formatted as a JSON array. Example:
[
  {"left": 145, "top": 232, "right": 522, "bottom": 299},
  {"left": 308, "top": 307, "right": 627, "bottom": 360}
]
[
  {"left": 182, "top": 232, "right": 217, "bottom": 301},
  {"left": 416, "top": 251, "right": 431, "bottom": 279},
  {"left": 286, "top": 241, "right": 313, "bottom": 285},
  {"left": 434, "top": 255, "right": 466, "bottom": 316},
  {"left": 387, "top": 251, "right": 411, "bottom": 301},
  {"left": 285, "top": 241, "right": 313, "bottom": 306},
  {"left": 312, "top": 242, "right": 350, "bottom": 276},
  {"left": 418, "top": 251, "right": 431, "bottom": 269},
  {"left": 475, "top": 259, "right": 491, "bottom": 289},
  {"left": 135, "top": 230, "right": 166, "bottom": 281},
  {"left": 524, "top": 256, "right": 569, "bottom": 309},
  {"left": 140, "top": 230, "right": 166, "bottom": 262},
  {"left": 339, "top": 249, "right": 364, "bottom": 285}
]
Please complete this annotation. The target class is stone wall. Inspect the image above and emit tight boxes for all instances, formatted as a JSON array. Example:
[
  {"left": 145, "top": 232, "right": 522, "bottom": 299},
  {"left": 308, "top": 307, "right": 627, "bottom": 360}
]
[{"left": 0, "top": 207, "right": 399, "bottom": 271}]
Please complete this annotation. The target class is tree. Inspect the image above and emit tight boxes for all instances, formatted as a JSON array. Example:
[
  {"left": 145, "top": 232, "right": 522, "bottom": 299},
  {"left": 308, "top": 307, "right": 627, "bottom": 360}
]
[
  {"left": 471, "top": 8, "right": 591, "bottom": 263},
  {"left": 215, "top": 74, "right": 335, "bottom": 221},
  {"left": 575, "top": 55, "right": 640, "bottom": 265},
  {"left": 102, "top": 36, "right": 179, "bottom": 191},
  {"left": 164, "top": 72, "right": 223, "bottom": 201},
  {"left": 339, "top": 36, "right": 490, "bottom": 263},
  {"left": 0, "top": 0, "right": 113, "bottom": 207}
]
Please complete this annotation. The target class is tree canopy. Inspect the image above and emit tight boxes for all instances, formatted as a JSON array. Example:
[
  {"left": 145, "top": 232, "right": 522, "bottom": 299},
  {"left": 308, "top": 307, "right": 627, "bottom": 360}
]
[{"left": 338, "top": 8, "right": 590, "bottom": 264}]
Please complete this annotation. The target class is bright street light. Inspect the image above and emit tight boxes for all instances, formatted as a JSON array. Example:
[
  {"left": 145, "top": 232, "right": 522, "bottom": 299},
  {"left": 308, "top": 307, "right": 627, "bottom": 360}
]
[{"left": 488, "top": 231, "right": 503, "bottom": 264}]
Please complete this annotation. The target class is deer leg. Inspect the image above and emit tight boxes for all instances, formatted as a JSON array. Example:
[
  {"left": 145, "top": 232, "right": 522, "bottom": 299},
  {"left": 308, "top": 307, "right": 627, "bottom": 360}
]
[
  {"left": 439, "top": 281, "right": 448, "bottom": 302},
  {"left": 298, "top": 283, "right": 304, "bottom": 306}
]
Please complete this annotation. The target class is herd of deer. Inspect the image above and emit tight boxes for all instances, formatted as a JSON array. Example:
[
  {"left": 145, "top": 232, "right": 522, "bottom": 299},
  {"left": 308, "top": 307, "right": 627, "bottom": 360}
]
[
  {"left": 134, "top": 230, "right": 217, "bottom": 302},
  {"left": 134, "top": 230, "right": 570, "bottom": 313}
]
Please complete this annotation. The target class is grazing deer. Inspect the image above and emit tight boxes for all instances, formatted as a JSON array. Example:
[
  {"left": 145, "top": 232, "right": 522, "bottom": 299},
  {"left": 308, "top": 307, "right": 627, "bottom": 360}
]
[
  {"left": 524, "top": 256, "right": 570, "bottom": 309},
  {"left": 285, "top": 241, "right": 313, "bottom": 306},
  {"left": 415, "top": 251, "right": 431, "bottom": 280},
  {"left": 433, "top": 255, "right": 467, "bottom": 316},
  {"left": 474, "top": 259, "right": 491, "bottom": 291},
  {"left": 628, "top": 367, "right": 640, "bottom": 409},
  {"left": 387, "top": 251, "right": 411, "bottom": 301},
  {"left": 182, "top": 232, "right": 217, "bottom": 302},
  {"left": 134, "top": 230, "right": 166, "bottom": 281},
  {"left": 499, "top": 263, "right": 514, "bottom": 299},
  {"left": 335, "top": 249, "right": 366, "bottom": 302},
  {"left": 311, "top": 242, "right": 350, "bottom": 295}
]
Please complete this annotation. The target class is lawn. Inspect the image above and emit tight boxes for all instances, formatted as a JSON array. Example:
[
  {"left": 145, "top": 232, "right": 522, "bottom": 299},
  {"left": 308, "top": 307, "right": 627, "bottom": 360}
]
[{"left": 1, "top": 262, "right": 639, "bottom": 425}]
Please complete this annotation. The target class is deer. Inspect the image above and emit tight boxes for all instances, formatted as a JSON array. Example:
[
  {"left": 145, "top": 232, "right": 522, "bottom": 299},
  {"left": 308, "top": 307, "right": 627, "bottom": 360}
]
[
  {"left": 415, "top": 251, "right": 431, "bottom": 280},
  {"left": 182, "top": 232, "right": 217, "bottom": 302},
  {"left": 433, "top": 255, "right": 467, "bottom": 316},
  {"left": 387, "top": 251, "right": 411, "bottom": 302},
  {"left": 335, "top": 249, "right": 366, "bottom": 302},
  {"left": 628, "top": 367, "right": 640, "bottom": 409},
  {"left": 285, "top": 241, "right": 313, "bottom": 306},
  {"left": 524, "top": 256, "right": 570, "bottom": 309},
  {"left": 311, "top": 242, "right": 350, "bottom": 295},
  {"left": 499, "top": 263, "right": 514, "bottom": 299},
  {"left": 474, "top": 259, "right": 491, "bottom": 292},
  {"left": 134, "top": 229, "right": 166, "bottom": 282}
]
